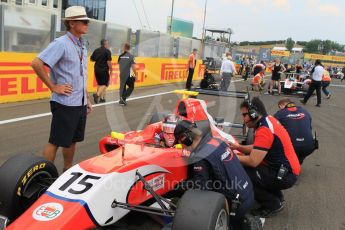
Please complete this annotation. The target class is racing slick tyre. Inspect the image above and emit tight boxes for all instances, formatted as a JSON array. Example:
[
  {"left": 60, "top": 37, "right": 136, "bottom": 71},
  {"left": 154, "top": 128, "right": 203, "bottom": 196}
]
[
  {"left": 148, "top": 112, "right": 169, "bottom": 124},
  {"left": 245, "top": 128, "right": 255, "bottom": 145},
  {"left": 172, "top": 190, "right": 228, "bottom": 230},
  {"left": 0, "top": 154, "right": 58, "bottom": 221}
]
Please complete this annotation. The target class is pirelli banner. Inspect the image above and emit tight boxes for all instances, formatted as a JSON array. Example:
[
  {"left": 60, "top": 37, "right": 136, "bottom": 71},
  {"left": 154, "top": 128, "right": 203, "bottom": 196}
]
[
  {"left": 304, "top": 53, "right": 345, "bottom": 63},
  {"left": 0, "top": 52, "right": 204, "bottom": 103}
]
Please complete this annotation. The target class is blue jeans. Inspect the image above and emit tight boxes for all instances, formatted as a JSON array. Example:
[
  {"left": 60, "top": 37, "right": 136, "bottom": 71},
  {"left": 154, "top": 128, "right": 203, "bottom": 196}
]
[{"left": 322, "top": 81, "right": 330, "bottom": 96}]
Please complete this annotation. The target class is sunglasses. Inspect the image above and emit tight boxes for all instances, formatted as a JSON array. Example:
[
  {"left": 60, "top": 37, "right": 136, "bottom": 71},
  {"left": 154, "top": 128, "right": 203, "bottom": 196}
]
[{"left": 76, "top": 20, "right": 90, "bottom": 25}]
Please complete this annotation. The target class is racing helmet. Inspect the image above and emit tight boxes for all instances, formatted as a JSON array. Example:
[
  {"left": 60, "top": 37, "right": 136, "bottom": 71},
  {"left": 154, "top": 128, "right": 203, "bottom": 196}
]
[{"left": 162, "top": 114, "right": 181, "bottom": 147}]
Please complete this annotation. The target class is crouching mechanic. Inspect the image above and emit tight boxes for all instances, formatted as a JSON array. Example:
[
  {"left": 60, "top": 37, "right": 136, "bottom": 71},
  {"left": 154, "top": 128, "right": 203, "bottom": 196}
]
[
  {"left": 174, "top": 120, "right": 255, "bottom": 229},
  {"left": 274, "top": 98, "right": 316, "bottom": 164},
  {"left": 251, "top": 69, "right": 266, "bottom": 92},
  {"left": 230, "top": 97, "right": 300, "bottom": 218}
]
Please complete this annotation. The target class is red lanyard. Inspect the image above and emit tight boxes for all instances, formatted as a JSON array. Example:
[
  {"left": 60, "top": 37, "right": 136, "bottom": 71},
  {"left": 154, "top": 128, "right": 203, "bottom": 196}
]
[{"left": 67, "top": 34, "right": 83, "bottom": 64}]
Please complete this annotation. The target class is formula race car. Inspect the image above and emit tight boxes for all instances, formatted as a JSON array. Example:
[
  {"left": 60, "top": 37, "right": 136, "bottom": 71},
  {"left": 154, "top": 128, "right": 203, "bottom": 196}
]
[
  {"left": 331, "top": 71, "right": 344, "bottom": 79},
  {"left": 0, "top": 91, "right": 255, "bottom": 230},
  {"left": 276, "top": 72, "right": 310, "bottom": 96}
]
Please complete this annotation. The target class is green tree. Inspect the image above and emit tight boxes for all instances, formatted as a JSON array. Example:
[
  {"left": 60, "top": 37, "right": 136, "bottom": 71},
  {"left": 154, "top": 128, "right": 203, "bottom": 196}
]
[
  {"left": 285, "top": 38, "right": 295, "bottom": 51},
  {"left": 322, "top": 40, "right": 332, "bottom": 54},
  {"left": 303, "top": 39, "right": 321, "bottom": 53},
  {"left": 296, "top": 41, "right": 308, "bottom": 46}
]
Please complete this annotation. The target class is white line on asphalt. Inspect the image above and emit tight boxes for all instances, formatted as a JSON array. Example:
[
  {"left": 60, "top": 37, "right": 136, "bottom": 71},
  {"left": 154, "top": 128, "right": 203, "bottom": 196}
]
[
  {"left": 92, "top": 91, "right": 173, "bottom": 108},
  {"left": 0, "top": 112, "right": 53, "bottom": 125},
  {"left": 0, "top": 79, "right": 245, "bottom": 126},
  {"left": 330, "top": 84, "right": 345, "bottom": 88},
  {"left": 0, "top": 91, "right": 174, "bottom": 125}
]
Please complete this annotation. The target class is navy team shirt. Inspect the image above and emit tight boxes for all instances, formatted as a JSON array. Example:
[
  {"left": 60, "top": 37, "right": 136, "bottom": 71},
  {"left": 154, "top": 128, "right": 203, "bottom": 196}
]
[{"left": 274, "top": 105, "right": 314, "bottom": 150}]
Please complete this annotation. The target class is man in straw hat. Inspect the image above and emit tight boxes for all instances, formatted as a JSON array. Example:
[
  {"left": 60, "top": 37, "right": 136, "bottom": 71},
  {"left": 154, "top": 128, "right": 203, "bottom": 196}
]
[{"left": 31, "top": 6, "right": 92, "bottom": 172}]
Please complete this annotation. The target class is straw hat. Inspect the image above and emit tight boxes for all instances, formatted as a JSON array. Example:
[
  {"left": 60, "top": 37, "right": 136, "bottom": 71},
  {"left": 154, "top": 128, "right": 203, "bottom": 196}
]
[{"left": 63, "top": 6, "right": 90, "bottom": 21}]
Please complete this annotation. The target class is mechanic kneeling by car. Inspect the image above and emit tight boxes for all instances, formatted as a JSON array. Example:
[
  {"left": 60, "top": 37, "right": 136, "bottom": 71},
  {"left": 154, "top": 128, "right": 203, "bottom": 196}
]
[
  {"left": 230, "top": 97, "right": 300, "bottom": 218},
  {"left": 274, "top": 98, "right": 317, "bottom": 164},
  {"left": 174, "top": 120, "right": 255, "bottom": 230}
]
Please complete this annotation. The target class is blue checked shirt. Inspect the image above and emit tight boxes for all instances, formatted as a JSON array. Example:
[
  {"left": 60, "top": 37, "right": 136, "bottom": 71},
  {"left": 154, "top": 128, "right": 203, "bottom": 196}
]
[{"left": 38, "top": 32, "right": 88, "bottom": 106}]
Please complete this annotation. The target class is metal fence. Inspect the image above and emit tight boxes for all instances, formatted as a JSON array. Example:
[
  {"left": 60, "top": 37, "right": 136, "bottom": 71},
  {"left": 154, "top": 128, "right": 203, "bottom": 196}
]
[
  {"left": 0, "top": 4, "right": 227, "bottom": 59},
  {"left": 105, "top": 22, "right": 131, "bottom": 56},
  {"left": 135, "top": 29, "right": 160, "bottom": 57},
  {"left": 176, "top": 37, "right": 192, "bottom": 58},
  {"left": 83, "top": 19, "right": 106, "bottom": 53},
  {"left": 1, "top": 4, "right": 53, "bottom": 52},
  {"left": 158, "top": 32, "right": 174, "bottom": 58},
  {"left": 203, "top": 41, "right": 228, "bottom": 59}
]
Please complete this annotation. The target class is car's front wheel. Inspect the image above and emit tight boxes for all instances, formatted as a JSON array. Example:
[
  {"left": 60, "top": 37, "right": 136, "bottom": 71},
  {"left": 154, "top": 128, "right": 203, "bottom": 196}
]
[
  {"left": 0, "top": 154, "right": 58, "bottom": 221},
  {"left": 172, "top": 190, "right": 229, "bottom": 230}
]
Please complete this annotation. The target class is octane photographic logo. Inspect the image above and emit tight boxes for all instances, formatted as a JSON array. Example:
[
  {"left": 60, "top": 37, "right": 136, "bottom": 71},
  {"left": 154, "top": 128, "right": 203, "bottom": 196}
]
[
  {"left": 32, "top": 202, "right": 63, "bottom": 221},
  {"left": 104, "top": 37, "right": 239, "bottom": 167}
]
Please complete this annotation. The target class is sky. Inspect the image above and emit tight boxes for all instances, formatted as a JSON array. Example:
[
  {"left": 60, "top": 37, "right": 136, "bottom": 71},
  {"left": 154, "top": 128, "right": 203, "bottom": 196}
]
[{"left": 106, "top": 0, "right": 345, "bottom": 44}]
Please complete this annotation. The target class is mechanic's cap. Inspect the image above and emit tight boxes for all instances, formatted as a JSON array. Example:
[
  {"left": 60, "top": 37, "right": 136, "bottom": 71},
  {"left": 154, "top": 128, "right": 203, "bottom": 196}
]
[
  {"left": 174, "top": 120, "right": 201, "bottom": 140},
  {"left": 162, "top": 114, "right": 181, "bottom": 133}
]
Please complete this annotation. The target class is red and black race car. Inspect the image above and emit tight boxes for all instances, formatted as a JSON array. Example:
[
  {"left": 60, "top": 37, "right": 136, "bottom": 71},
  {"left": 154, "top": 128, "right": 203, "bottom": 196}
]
[{"left": 0, "top": 90, "right": 253, "bottom": 230}]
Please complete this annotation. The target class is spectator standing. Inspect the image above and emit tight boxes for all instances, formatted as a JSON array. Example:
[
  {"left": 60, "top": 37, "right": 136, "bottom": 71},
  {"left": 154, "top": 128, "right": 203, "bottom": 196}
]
[
  {"left": 301, "top": 59, "right": 324, "bottom": 107},
  {"left": 296, "top": 61, "right": 303, "bottom": 74},
  {"left": 31, "top": 6, "right": 92, "bottom": 171},
  {"left": 118, "top": 43, "right": 136, "bottom": 106},
  {"left": 341, "top": 66, "right": 345, "bottom": 82},
  {"left": 268, "top": 59, "right": 286, "bottom": 95},
  {"left": 186, "top": 48, "right": 198, "bottom": 90},
  {"left": 90, "top": 39, "right": 112, "bottom": 104},
  {"left": 239, "top": 58, "right": 245, "bottom": 75},
  {"left": 220, "top": 52, "right": 237, "bottom": 91},
  {"left": 243, "top": 63, "right": 251, "bottom": 81}
]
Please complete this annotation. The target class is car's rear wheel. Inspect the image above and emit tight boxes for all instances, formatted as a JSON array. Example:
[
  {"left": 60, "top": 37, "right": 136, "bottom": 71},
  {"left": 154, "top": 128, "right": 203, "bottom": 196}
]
[
  {"left": 0, "top": 154, "right": 58, "bottom": 221},
  {"left": 172, "top": 190, "right": 228, "bottom": 230}
]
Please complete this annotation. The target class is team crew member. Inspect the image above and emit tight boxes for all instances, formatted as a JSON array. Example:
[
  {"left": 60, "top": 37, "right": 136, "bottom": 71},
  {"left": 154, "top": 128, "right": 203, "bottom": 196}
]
[
  {"left": 274, "top": 98, "right": 315, "bottom": 164},
  {"left": 186, "top": 49, "right": 198, "bottom": 90},
  {"left": 220, "top": 52, "right": 237, "bottom": 91},
  {"left": 230, "top": 97, "right": 300, "bottom": 218},
  {"left": 251, "top": 69, "right": 266, "bottom": 92},
  {"left": 118, "top": 43, "right": 136, "bottom": 106},
  {"left": 252, "top": 62, "right": 265, "bottom": 77},
  {"left": 321, "top": 70, "right": 331, "bottom": 99},
  {"left": 268, "top": 59, "right": 286, "bottom": 95},
  {"left": 31, "top": 6, "right": 93, "bottom": 171},
  {"left": 174, "top": 120, "right": 254, "bottom": 229},
  {"left": 301, "top": 59, "right": 324, "bottom": 107},
  {"left": 90, "top": 39, "right": 112, "bottom": 104}
]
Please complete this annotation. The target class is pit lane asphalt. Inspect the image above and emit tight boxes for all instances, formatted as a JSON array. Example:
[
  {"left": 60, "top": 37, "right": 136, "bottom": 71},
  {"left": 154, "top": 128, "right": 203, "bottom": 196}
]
[{"left": 1, "top": 77, "right": 345, "bottom": 230}]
